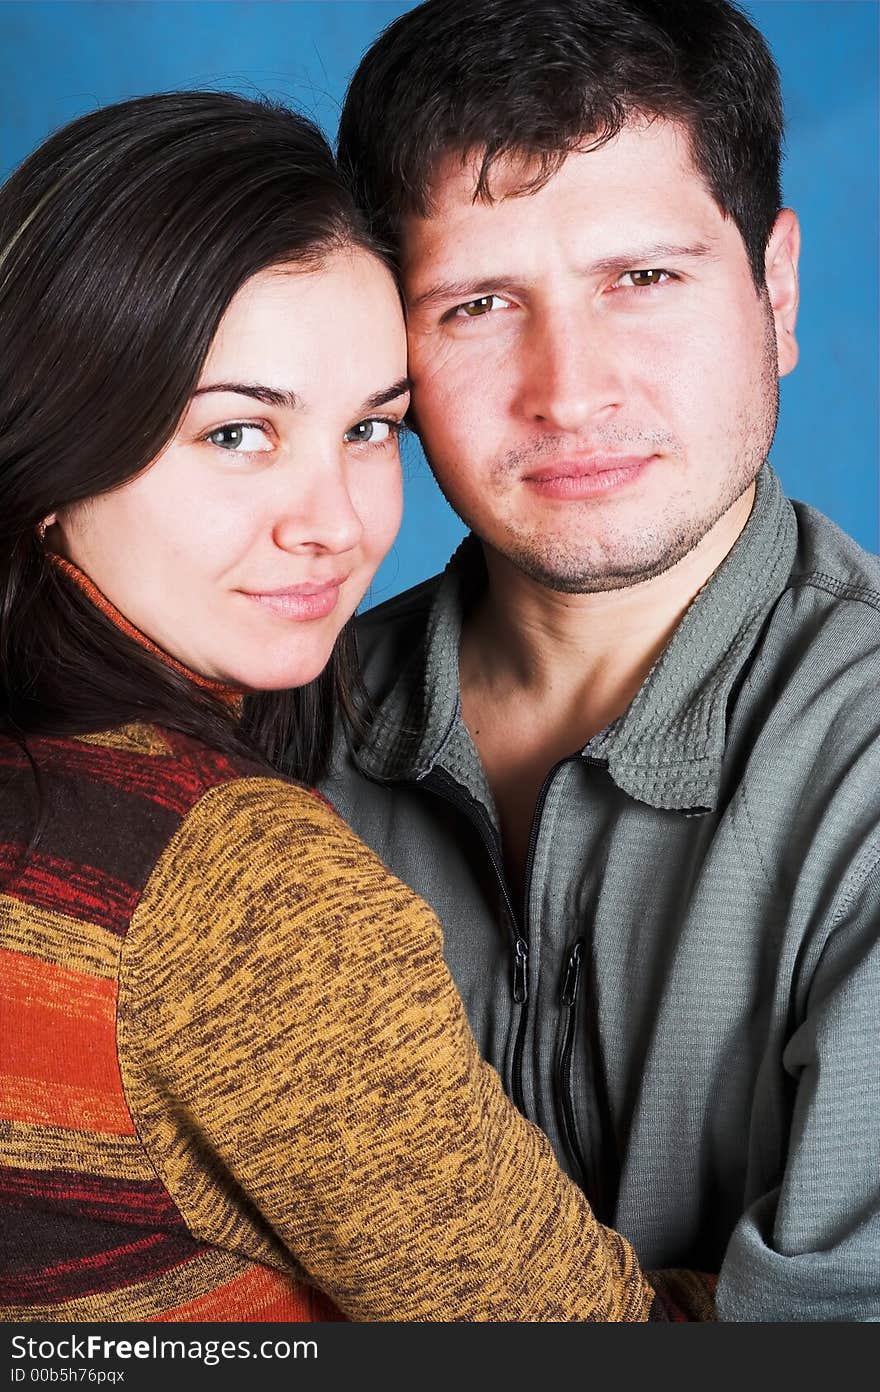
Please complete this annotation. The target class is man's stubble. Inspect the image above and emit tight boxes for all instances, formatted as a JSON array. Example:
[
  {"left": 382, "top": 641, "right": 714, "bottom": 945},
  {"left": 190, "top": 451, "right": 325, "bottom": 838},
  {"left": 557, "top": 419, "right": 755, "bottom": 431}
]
[{"left": 428, "top": 305, "right": 780, "bottom": 596}]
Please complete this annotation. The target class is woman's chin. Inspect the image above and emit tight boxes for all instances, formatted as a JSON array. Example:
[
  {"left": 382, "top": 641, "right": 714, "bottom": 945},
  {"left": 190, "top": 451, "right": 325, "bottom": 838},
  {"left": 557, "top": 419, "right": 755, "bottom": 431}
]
[{"left": 219, "top": 649, "right": 336, "bottom": 693}]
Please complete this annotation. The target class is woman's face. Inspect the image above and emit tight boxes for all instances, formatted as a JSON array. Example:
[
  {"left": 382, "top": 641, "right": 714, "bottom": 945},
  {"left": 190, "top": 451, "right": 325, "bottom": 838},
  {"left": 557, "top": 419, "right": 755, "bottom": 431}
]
[{"left": 53, "top": 250, "right": 408, "bottom": 690}]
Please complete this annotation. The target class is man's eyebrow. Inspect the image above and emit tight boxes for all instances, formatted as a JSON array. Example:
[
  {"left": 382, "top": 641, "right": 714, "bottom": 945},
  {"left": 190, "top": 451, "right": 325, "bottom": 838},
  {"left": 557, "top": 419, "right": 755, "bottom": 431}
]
[
  {"left": 193, "top": 382, "right": 301, "bottom": 409},
  {"left": 586, "top": 242, "right": 719, "bottom": 276},
  {"left": 408, "top": 244, "right": 718, "bottom": 312},
  {"left": 407, "top": 280, "right": 507, "bottom": 313},
  {"left": 361, "top": 376, "right": 412, "bottom": 411}
]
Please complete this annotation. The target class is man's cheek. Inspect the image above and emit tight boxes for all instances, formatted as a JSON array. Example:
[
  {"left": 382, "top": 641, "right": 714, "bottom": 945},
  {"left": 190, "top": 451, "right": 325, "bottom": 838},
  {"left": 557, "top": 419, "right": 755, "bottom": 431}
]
[
  {"left": 409, "top": 331, "right": 468, "bottom": 395},
  {"left": 412, "top": 371, "right": 472, "bottom": 444}
]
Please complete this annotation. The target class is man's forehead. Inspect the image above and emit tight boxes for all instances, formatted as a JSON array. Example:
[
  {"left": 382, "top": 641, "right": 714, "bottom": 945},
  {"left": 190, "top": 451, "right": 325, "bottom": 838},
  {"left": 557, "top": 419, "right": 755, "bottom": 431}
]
[
  {"left": 400, "top": 118, "right": 718, "bottom": 274},
  {"left": 412, "top": 116, "right": 700, "bottom": 220}
]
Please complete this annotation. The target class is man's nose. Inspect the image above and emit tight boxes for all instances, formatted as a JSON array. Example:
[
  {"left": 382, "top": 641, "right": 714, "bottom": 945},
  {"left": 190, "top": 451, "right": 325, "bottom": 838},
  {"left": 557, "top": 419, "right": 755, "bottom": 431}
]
[
  {"left": 272, "top": 452, "right": 364, "bottom": 555},
  {"left": 515, "top": 306, "right": 625, "bottom": 431}
]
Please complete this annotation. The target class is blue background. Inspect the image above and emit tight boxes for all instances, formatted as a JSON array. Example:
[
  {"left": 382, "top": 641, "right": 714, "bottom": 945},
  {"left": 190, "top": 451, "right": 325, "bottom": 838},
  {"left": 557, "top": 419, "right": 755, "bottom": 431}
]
[{"left": 1, "top": 0, "right": 877, "bottom": 605}]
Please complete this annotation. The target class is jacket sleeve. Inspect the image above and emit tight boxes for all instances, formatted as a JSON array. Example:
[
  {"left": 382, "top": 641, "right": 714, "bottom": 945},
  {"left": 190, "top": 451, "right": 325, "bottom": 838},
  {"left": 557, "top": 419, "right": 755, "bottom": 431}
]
[
  {"left": 715, "top": 856, "right": 880, "bottom": 1320},
  {"left": 119, "top": 776, "right": 677, "bottom": 1322}
]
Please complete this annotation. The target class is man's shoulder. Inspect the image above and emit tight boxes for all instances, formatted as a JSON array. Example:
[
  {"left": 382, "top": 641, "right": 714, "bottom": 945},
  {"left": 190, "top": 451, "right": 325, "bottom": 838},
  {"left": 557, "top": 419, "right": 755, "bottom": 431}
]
[
  {"left": 749, "top": 502, "right": 880, "bottom": 764},
  {"left": 355, "top": 573, "right": 444, "bottom": 687},
  {"left": 780, "top": 501, "right": 880, "bottom": 664},
  {"left": 359, "top": 572, "right": 444, "bottom": 633},
  {"left": 790, "top": 499, "right": 880, "bottom": 612}
]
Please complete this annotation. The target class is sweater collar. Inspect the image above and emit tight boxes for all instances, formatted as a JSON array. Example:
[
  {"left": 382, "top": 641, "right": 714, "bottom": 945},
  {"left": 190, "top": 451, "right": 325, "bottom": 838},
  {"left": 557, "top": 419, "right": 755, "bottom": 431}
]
[
  {"left": 354, "top": 464, "right": 799, "bottom": 812},
  {"left": 50, "top": 555, "right": 242, "bottom": 707}
]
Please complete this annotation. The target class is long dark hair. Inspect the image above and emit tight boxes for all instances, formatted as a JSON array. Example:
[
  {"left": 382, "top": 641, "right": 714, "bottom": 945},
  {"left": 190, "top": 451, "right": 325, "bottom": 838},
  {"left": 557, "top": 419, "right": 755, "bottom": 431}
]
[{"left": 0, "top": 91, "right": 385, "bottom": 781}]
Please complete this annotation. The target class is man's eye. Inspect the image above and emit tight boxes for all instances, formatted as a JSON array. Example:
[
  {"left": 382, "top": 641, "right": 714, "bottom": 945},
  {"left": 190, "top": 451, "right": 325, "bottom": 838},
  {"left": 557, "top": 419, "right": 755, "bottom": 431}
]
[
  {"left": 617, "top": 269, "right": 671, "bottom": 288},
  {"left": 454, "top": 294, "right": 511, "bottom": 318},
  {"left": 205, "top": 423, "right": 271, "bottom": 452},
  {"left": 343, "top": 418, "right": 400, "bottom": 445}
]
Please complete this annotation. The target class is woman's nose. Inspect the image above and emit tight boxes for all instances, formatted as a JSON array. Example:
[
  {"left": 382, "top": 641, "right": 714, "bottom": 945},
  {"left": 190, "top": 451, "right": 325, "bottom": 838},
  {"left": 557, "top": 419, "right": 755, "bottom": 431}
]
[{"left": 271, "top": 455, "right": 364, "bottom": 555}]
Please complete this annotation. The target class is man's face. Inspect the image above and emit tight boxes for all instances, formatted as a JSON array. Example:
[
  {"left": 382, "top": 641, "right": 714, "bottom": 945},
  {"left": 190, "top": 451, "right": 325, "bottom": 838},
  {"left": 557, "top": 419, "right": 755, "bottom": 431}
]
[{"left": 401, "top": 119, "right": 799, "bottom": 592}]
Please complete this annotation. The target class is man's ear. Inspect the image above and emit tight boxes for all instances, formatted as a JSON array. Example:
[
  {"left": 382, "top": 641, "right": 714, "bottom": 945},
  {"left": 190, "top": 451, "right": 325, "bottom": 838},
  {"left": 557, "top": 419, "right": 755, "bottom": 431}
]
[{"left": 765, "top": 208, "right": 800, "bottom": 378}]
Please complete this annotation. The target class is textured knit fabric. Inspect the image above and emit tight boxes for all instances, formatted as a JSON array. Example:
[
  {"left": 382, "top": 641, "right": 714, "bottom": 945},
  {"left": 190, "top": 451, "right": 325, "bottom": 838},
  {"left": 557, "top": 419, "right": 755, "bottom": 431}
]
[
  {"left": 320, "top": 465, "right": 880, "bottom": 1322},
  {"left": 1, "top": 720, "right": 675, "bottom": 1323}
]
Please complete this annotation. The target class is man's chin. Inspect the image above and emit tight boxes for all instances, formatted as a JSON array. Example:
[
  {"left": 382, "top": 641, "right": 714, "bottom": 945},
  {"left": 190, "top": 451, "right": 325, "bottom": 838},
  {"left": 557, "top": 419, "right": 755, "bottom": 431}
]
[
  {"left": 475, "top": 472, "right": 762, "bottom": 597},
  {"left": 485, "top": 529, "right": 706, "bottom": 595}
]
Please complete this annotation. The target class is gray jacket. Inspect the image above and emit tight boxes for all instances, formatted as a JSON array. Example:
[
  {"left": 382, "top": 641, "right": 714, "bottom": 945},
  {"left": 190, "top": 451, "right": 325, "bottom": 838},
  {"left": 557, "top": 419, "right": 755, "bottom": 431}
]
[{"left": 320, "top": 466, "right": 880, "bottom": 1320}]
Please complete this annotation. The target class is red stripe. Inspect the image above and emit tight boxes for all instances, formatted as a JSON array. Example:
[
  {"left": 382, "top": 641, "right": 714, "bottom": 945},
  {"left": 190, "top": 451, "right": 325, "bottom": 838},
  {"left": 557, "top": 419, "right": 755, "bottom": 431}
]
[
  {"left": 0, "top": 738, "right": 229, "bottom": 818},
  {"left": 34, "top": 1231, "right": 172, "bottom": 1278},
  {"left": 1, "top": 1167, "right": 186, "bottom": 1227},
  {"left": 0, "top": 731, "right": 322, "bottom": 820},
  {"left": 2, "top": 1232, "right": 204, "bottom": 1304},
  {"left": 0, "top": 846, "right": 139, "bottom": 934}
]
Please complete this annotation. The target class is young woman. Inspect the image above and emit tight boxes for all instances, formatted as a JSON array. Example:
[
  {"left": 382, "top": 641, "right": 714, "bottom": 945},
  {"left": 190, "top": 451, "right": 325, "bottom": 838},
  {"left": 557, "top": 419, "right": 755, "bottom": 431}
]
[{"left": 0, "top": 92, "right": 697, "bottom": 1322}]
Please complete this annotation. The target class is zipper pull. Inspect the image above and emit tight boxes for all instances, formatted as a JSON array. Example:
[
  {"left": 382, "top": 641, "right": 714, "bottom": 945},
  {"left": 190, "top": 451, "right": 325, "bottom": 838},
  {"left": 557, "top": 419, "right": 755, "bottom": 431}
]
[
  {"left": 561, "top": 940, "right": 584, "bottom": 1007},
  {"left": 512, "top": 936, "right": 529, "bottom": 1003}
]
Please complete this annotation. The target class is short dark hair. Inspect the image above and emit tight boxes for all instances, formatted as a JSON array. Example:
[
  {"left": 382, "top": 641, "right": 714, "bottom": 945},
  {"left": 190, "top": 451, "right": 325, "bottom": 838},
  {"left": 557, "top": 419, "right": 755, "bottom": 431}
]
[
  {"left": 0, "top": 91, "right": 381, "bottom": 781},
  {"left": 338, "top": 0, "right": 784, "bottom": 285}
]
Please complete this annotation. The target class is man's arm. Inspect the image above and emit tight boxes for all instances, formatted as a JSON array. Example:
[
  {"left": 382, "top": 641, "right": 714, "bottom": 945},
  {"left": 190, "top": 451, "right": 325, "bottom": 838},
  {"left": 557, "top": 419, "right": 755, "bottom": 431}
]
[{"left": 715, "top": 858, "right": 880, "bottom": 1320}]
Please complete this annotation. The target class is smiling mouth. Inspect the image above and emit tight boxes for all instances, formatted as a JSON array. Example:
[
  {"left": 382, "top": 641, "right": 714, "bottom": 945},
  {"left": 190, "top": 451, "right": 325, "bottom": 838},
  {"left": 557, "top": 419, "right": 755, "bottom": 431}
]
[
  {"left": 522, "top": 454, "right": 655, "bottom": 498},
  {"left": 240, "top": 579, "right": 347, "bottom": 621}
]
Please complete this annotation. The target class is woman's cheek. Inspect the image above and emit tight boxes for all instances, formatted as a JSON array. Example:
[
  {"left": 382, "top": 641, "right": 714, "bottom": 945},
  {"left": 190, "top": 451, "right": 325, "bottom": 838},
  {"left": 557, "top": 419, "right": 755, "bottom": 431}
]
[{"left": 359, "top": 458, "right": 404, "bottom": 561}]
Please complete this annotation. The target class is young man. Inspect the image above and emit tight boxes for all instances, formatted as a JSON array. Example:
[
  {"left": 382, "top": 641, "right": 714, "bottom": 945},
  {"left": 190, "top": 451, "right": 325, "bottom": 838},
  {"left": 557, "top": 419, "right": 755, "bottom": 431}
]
[{"left": 320, "top": 0, "right": 880, "bottom": 1319}]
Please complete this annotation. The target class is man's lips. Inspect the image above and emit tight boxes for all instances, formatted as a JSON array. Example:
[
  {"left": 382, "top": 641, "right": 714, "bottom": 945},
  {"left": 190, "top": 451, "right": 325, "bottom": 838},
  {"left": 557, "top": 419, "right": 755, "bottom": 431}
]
[
  {"left": 239, "top": 577, "right": 348, "bottom": 620},
  {"left": 521, "top": 454, "right": 655, "bottom": 498}
]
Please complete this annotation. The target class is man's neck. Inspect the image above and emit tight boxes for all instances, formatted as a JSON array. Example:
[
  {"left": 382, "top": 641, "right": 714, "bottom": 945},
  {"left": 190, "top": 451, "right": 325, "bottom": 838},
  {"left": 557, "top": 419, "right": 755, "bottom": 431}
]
[
  {"left": 461, "top": 484, "right": 756, "bottom": 738},
  {"left": 458, "top": 483, "right": 756, "bottom": 896}
]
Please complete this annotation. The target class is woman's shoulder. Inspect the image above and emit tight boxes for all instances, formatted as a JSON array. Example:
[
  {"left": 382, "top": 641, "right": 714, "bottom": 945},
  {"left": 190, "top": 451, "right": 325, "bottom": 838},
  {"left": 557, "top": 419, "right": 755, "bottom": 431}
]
[
  {"left": 6, "top": 721, "right": 352, "bottom": 921},
  {"left": 126, "top": 729, "right": 441, "bottom": 993},
  {"left": 92, "top": 721, "right": 416, "bottom": 915},
  {"left": 167, "top": 768, "right": 416, "bottom": 914},
  {"left": 10, "top": 718, "right": 419, "bottom": 942},
  {"left": 34, "top": 719, "right": 331, "bottom": 821}
]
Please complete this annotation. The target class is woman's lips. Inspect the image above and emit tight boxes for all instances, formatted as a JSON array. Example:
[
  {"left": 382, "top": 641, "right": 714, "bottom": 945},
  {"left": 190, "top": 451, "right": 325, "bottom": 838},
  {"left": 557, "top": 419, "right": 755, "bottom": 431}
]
[
  {"left": 522, "top": 454, "right": 655, "bottom": 499},
  {"left": 241, "top": 578, "right": 346, "bottom": 621}
]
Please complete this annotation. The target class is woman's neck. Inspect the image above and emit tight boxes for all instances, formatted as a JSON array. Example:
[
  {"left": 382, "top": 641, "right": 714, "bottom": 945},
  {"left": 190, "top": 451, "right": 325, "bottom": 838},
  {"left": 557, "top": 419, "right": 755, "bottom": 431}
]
[{"left": 50, "top": 555, "right": 241, "bottom": 706}]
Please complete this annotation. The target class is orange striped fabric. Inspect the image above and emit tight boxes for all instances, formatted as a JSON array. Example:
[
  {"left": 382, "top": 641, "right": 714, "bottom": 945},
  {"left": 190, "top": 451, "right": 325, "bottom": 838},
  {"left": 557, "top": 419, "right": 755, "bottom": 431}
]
[
  {"left": 1, "top": 725, "right": 343, "bottom": 1323},
  {"left": 2, "top": 949, "right": 134, "bottom": 1134},
  {"left": 152, "top": 1267, "right": 346, "bottom": 1323}
]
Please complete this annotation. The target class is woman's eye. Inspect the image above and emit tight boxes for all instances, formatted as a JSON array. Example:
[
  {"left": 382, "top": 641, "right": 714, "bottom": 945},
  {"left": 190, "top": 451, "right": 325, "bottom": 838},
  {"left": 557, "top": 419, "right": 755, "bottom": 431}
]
[
  {"left": 454, "top": 294, "right": 511, "bottom": 318},
  {"left": 205, "top": 423, "right": 271, "bottom": 452},
  {"left": 617, "top": 269, "right": 670, "bottom": 288},
  {"left": 343, "top": 418, "right": 399, "bottom": 445}
]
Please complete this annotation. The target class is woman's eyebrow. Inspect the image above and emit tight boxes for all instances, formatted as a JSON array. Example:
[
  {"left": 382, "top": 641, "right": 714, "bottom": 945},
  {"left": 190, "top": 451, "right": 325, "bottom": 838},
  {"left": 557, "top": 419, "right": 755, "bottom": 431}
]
[
  {"left": 361, "top": 377, "right": 412, "bottom": 411},
  {"left": 191, "top": 378, "right": 412, "bottom": 413},
  {"left": 193, "top": 382, "right": 300, "bottom": 409}
]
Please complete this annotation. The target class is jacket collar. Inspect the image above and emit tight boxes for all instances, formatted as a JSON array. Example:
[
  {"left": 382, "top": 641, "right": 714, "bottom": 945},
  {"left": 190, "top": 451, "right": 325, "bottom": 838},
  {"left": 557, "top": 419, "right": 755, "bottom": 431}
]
[{"left": 355, "top": 465, "right": 798, "bottom": 811}]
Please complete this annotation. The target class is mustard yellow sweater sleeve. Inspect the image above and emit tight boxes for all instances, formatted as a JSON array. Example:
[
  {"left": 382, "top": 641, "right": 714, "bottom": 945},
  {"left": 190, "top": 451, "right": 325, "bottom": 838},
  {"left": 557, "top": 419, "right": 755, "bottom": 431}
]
[{"left": 118, "top": 777, "right": 658, "bottom": 1321}]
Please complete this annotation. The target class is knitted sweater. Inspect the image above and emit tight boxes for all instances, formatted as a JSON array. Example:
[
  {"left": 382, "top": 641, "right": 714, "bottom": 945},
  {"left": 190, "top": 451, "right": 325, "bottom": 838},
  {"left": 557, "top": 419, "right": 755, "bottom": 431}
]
[{"left": 0, "top": 719, "right": 694, "bottom": 1322}]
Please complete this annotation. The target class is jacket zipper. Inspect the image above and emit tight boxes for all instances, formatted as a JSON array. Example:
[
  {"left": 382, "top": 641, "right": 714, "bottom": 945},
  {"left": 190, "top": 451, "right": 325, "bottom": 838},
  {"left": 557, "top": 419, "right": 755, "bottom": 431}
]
[
  {"left": 419, "top": 766, "right": 531, "bottom": 1114},
  {"left": 510, "top": 765, "right": 565, "bottom": 1113},
  {"left": 555, "top": 939, "right": 592, "bottom": 1191},
  {"left": 420, "top": 752, "right": 609, "bottom": 1142},
  {"left": 507, "top": 755, "right": 582, "bottom": 1117}
]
